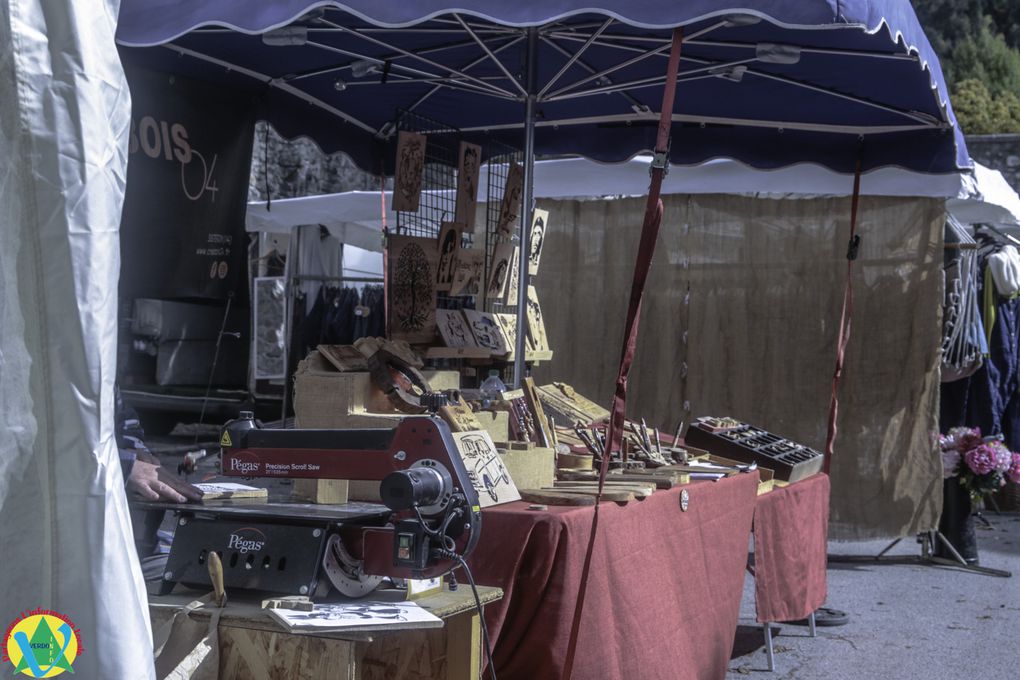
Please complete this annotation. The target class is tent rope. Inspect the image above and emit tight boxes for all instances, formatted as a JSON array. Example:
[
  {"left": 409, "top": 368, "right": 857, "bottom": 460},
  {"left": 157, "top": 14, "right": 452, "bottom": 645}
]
[
  {"left": 823, "top": 145, "right": 864, "bottom": 474},
  {"left": 561, "top": 26, "right": 683, "bottom": 680}
]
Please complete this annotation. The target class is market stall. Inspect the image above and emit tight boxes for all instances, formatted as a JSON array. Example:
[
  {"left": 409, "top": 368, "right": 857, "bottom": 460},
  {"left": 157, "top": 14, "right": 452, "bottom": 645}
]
[{"left": 0, "top": 2, "right": 974, "bottom": 679}]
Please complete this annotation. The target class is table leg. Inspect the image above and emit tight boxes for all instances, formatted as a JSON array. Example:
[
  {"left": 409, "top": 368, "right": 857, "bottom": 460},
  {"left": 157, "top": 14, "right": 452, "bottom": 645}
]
[
  {"left": 445, "top": 610, "right": 481, "bottom": 680},
  {"left": 763, "top": 621, "right": 775, "bottom": 672}
]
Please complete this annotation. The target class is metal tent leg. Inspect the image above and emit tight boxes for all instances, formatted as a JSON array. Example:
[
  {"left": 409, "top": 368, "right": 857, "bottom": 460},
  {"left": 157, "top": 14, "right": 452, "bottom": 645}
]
[
  {"left": 512, "top": 27, "right": 538, "bottom": 388},
  {"left": 809, "top": 611, "right": 817, "bottom": 638},
  {"left": 763, "top": 621, "right": 775, "bottom": 672}
]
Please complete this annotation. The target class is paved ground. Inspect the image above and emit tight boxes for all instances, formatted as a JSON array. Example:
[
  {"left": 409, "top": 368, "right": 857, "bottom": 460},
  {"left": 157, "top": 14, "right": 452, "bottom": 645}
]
[{"left": 726, "top": 512, "right": 1020, "bottom": 679}]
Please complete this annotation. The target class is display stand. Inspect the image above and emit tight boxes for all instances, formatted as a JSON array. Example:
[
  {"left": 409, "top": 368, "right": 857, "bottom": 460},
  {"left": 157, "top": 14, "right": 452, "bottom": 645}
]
[
  {"left": 829, "top": 530, "right": 1012, "bottom": 578},
  {"left": 148, "top": 585, "right": 502, "bottom": 680}
]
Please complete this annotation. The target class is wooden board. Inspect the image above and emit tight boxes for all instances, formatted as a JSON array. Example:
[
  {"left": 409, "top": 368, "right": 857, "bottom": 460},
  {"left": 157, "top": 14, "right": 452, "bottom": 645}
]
[
  {"left": 219, "top": 625, "right": 358, "bottom": 679},
  {"left": 485, "top": 242, "right": 516, "bottom": 302},
  {"left": 452, "top": 430, "right": 520, "bottom": 507},
  {"left": 292, "top": 478, "right": 349, "bottom": 505},
  {"left": 496, "top": 162, "right": 524, "bottom": 237},
  {"left": 501, "top": 246, "right": 520, "bottom": 306},
  {"left": 392, "top": 131, "right": 426, "bottom": 212},
  {"left": 448, "top": 248, "right": 484, "bottom": 297},
  {"left": 387, "top": 235, "right": 438, "bottom": 344},
  {"left": 521, "top": 377, "right": 553, "bottom": 447},
  {"left": 435, "top": 308, "right": 476, "bottom": 348},
  {"left": 537, "top": 382, "right": 610, "bottom": 426},
  {"left": 463, "top": 309, "right": 510, "bottom": 355},
  {"left": 494, "top": 313, "right": 520, "bottom": 359},
  {"left": 435, "top": 222, "right": 462, "bottom": 292},
  {"left": 425, "top": 346, "right": 492, "bottom": 360},
  {"left": 558, "top": 471, "right": 677, "bottom": 489},
  {"left": 540, "top": 486, "right": 634, "bottom": 502},
  {"left": 454, "top": 141, "right": 481, "bottom": 229},
  {"left": 317, "top": 345, "right": 369, "bottom": 372},
  {"left": 439, "top": 395, "right": 484, "bottom": 432},
  {"left": 528, "top": 208, "right": 549, "bottom": 276},
  {"left": 520, "top": 489, "right": 596, "bottom": 506},
  {"left": 553, "top": 481, "right": 656, "bottom": 496},
  {"left": 524, "top": 285, "right": 550, "bottom": 352}
]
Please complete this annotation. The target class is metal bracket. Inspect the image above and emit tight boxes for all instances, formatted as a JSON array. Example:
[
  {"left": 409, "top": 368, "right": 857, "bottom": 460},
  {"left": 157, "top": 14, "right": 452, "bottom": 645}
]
[
  {"left": 846, "top": 234, "right": 861, "bottom": 261},
  {"left": 650, "top": 148, "right": 670, "bottom": 177}
]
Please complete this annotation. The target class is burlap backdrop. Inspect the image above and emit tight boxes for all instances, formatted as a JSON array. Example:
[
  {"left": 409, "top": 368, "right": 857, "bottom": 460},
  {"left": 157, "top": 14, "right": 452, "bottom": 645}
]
[{"left": 532, "top": 194, "right": 944, "bottom": 539}]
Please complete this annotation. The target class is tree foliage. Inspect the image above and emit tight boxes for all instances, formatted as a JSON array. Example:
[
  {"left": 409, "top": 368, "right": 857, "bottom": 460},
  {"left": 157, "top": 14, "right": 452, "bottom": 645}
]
[{"left": 912, "top": 1, "right": 1020, "bottom": 134}]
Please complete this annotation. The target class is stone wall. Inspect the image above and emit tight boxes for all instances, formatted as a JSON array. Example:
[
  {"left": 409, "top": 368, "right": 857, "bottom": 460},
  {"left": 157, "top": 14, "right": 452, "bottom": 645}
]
[{"left": 965, "top": 134, "right": 1020, "bottom": 192}]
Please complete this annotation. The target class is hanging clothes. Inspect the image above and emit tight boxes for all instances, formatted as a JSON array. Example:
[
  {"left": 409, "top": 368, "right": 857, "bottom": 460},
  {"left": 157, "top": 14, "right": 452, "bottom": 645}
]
[{"left": 941, "top": 232, "right": 1020, "bottom": 451}]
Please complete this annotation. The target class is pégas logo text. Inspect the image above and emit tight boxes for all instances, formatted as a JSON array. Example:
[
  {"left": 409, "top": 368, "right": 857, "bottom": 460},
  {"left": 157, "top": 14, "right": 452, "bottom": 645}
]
[
  {"left": 229, "top": 454, "right": 260, "bottom": 475},
  {"left": 129, "top": 115, "right": 192, "bottom": 163},
  {"left": 227, "top": 527, "right": 266, "bottom": 554}
]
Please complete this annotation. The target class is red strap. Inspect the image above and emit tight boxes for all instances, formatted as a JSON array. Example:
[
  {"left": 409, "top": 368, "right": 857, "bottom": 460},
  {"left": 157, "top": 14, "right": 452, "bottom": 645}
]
[
  {"left": 822, "top": 150, "right": 863, "bottom": 474},
  {"left": 561, "top": 27, "right": 683, "bottom": 680}
]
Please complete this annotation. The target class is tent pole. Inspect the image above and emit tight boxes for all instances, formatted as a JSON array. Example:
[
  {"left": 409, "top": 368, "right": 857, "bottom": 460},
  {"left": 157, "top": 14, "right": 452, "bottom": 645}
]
[{"left": 513, "top": 26, "right": 539, "bottom": 388}]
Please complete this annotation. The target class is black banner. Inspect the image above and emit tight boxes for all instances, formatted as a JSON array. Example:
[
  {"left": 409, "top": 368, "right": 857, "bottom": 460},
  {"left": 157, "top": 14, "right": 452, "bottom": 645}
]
[{"left": 120, "top": 66, "right": 255, "bottom": 300}]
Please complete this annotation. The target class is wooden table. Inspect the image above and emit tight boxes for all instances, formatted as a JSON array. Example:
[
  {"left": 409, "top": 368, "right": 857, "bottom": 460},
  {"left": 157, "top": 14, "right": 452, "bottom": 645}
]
[{"left": 148, "top": 585, "right": 502, "bottom": 680}]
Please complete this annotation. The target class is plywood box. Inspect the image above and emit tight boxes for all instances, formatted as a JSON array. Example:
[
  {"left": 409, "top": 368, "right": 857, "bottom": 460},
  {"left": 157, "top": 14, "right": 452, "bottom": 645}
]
[
  {"left": 500, "top": 446, "right": 555, "bottom": 491},
  {"left": 292, "top": 351, "right": 459, "bottom": 503},
  {"left": 294, "top": 350, "right": 460, "bottom": 426},
  {"left": 475, "top": 410, "right": 509, "bottom": 443}
]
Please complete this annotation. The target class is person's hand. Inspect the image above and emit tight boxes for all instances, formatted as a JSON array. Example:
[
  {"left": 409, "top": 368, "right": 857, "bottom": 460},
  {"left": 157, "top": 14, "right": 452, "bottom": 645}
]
[{"left": 127, "top": 451, "right": 203, "bottom": 503}]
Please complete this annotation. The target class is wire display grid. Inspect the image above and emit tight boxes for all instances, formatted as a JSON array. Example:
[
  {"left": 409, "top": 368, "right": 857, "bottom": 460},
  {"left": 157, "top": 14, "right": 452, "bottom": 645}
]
[{"left": 392, "top": 111, "right": 521, "bottom": 381}]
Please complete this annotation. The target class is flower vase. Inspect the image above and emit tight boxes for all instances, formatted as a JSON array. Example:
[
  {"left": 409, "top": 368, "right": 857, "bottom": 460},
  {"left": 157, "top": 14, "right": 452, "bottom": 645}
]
[{"left": 935, "top": 477, "right": 978, "bottom": 564}]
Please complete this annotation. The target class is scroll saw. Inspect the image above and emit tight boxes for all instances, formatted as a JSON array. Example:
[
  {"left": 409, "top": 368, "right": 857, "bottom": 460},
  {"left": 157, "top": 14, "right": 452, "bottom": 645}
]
[{"left": 149, "top": 401, "right": 481, "bottom": 599}]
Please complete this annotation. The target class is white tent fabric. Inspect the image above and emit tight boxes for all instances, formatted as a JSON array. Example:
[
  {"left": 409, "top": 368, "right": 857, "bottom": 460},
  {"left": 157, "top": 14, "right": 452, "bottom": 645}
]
[
  {"left": 0, "top": 1, "right": 154, "bottom": 678},
  {"left": 247, "top": 191, "right": 386, "bottom": 252},
  {"left": 245, "top": 160, "right": 968, "bottom": 251},
  {"left": 529, "top": 157, "right": 966, "bottom": 200},
  {"left": 948, "top": 162, "right": 1020, "bottom": 227}
]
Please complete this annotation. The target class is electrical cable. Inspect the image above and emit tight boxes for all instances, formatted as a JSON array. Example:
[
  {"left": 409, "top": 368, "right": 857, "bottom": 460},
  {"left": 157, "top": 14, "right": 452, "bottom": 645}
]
[
  {"left": 455, "top": 556, "right": 498, "bottom": 680},
  {"left": 195, "top": 291, "right": 234, "bottom": 446}
]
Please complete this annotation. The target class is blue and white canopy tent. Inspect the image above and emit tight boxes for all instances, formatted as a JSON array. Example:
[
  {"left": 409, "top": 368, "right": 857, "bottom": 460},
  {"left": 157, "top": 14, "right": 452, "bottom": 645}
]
[
  {"left": 0, "top": 1, "right": 969, "bottom": 676},
  {"left": 117, "top": 0, "right": 970, "bottom": 386}
]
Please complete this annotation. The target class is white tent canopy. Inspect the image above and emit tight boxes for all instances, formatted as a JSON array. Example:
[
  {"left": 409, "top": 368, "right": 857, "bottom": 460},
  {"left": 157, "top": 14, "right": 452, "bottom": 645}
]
[
  {"left": 948, "top": 162, "right": 1020, "bottom": 228},
  {"left": 245, "top": 156, "right": 1008, "bottom": 264}
]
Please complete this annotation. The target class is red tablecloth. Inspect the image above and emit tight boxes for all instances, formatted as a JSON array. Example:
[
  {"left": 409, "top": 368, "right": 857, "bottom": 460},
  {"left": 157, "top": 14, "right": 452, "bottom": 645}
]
[
  {"left": 752, "top": 473, "right": 830, "bottom": 623},
  {"left": 469, "top": 472, "right": 759, "bottom": 680}
]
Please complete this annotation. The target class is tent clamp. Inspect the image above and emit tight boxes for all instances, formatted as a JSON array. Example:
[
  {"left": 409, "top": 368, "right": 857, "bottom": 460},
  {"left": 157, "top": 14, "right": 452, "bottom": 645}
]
[
  {"left": 846, "top": 234, "right": 861, "bottom": 261},
  {"left": 650, "top": 148, "right": 670, "bottom": 176}
]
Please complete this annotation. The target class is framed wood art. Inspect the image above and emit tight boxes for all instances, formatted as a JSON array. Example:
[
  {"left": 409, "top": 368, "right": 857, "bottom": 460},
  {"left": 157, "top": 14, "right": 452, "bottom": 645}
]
[
  {"left": 435, "top": 222, "right": 462, "bottom": 292},
  {"left": 463, "top": 309, "right": 510, "bottom": 355},
  {"left": 386, "top": 235, "right": 438, "bottom": 343},
  {"left": 501, "top": 246, "right": 520, "bottom": 306},
  {"left": 496, "top": 162, "right": 524, "bottom": 238},
  {"left": 436, "top": 308, "right": 476, "bottom": 348},
  {"left": 486, "top": 242, "right": 516, "bottom": 302},
  {"left": 448, "top": 248, "right": 484, "bottom": 297},
  {"left": 392, "top": 131, "right": 426, "bottom": 212},
  {"left": 452, "top": 430, "right": 521, "bottom": 507},
  {"left": 525, "top": 284, "right": 550, "bottom": 351},
  {"left": 528, "top": 208, "right": 549, "bottom": 276},
  {"left": 455, "top": 141, "right": 481, "bottom": 230}
]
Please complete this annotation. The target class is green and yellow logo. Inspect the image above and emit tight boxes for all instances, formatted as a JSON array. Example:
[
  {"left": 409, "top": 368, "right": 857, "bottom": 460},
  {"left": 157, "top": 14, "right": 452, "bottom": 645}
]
[{"left": 2, "top": 609, "right": 81, "bottom": 677}]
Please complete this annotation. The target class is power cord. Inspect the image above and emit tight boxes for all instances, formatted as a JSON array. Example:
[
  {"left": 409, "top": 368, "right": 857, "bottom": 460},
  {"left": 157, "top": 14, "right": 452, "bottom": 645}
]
[{"left": 455, "top": 555, "right": 498, "bottom": 680}]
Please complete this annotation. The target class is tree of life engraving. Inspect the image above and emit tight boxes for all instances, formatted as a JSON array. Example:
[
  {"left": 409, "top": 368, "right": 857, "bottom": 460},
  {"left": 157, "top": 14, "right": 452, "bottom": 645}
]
[{"left": 394, "top": 243, "right": 433, "bottom": 331}]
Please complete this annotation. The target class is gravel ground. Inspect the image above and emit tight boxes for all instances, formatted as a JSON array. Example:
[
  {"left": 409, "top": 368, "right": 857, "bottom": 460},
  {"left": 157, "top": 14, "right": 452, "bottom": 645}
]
[{"left": 727, "top": 512, "right": 1020, "bottom": 679}]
